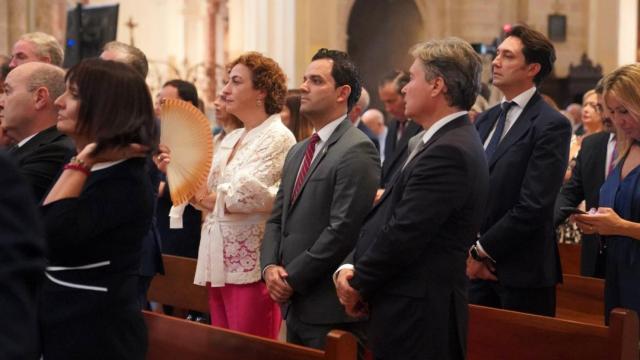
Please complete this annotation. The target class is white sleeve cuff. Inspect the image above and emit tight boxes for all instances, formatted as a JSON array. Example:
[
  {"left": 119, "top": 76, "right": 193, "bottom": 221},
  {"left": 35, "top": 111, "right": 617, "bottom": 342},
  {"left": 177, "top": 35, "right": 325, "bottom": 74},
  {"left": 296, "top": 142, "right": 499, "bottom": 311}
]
[
  {"left": 333, "top": 264, "right": 355, "bottom": 284},
  {"left": 476, "top": 241, "right": 496, "bottom": 263}
]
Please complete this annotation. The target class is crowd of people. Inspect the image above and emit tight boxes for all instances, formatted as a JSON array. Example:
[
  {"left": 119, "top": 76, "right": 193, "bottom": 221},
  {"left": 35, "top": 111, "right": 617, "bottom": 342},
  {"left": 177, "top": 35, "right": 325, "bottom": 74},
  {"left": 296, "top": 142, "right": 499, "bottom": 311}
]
[{"left": 1, "top": 24, "right": 640, "bottom": 359}]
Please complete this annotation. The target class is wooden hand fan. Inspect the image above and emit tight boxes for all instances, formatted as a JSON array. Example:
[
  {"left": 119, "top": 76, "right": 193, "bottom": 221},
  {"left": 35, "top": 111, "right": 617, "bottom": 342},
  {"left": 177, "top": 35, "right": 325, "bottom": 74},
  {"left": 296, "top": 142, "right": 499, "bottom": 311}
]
[{"left": 159, "top": 98, "right": 213, "bottom": 205}]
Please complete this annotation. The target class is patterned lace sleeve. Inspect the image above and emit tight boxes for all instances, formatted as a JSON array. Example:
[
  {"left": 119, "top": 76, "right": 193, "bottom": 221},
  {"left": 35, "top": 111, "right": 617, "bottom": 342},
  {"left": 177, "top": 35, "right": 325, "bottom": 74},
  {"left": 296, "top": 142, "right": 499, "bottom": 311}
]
[{"left": 221, "top": 127, "right": 296, "bottom": 214}]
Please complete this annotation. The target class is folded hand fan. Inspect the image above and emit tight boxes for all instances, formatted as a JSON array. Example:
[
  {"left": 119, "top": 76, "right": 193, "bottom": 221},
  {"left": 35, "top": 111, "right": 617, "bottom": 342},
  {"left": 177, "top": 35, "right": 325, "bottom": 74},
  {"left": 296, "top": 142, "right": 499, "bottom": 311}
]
[{"left": 159, "top": 98, "right": 213, "bottom": 205}]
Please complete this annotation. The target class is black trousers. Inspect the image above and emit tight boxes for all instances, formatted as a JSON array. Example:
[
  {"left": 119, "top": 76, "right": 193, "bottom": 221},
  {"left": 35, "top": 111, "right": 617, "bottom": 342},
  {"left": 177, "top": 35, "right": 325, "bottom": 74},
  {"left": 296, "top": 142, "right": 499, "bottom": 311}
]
[
  {"left": 469, "top": 279, "right": 556, "bottom": 317},
  {"left": 286, "top": 310, "right": 368, "bottom": 360}
]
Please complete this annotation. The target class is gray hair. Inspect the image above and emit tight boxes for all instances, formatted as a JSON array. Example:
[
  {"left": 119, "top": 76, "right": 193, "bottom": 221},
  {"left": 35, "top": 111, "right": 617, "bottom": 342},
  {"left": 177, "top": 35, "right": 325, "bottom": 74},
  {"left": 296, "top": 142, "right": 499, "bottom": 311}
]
[
  {"left": 19, "top": 32, "right": 64, "bottom": 67},
  {"left": 410, "top": 37, "right": 482, "bottom": 110},
  {"left": 356, "top": 87, "right": 370, "bottom": 111},
  {"left": 102, "top": 41, "right": 149, "bottom": 78},
  {"left": 25, "top": 62, "right": 66, "bottom": 102}
]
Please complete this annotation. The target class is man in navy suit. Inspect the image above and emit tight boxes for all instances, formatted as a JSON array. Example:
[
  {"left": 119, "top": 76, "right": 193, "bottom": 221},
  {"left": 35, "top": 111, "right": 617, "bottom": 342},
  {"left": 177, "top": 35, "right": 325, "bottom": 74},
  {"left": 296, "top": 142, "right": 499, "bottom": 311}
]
[
  {"left": 336, "top": 38, "right": 489, "bottom": 360},
  {"left": 378, "top": 70, "right": 422, "bottom": 188},
  {"left": 467, "top": 25, "right": 571, "bottom": 316},
  {"left": 555, "top": 82, "right": 616, "bottom": 278}
]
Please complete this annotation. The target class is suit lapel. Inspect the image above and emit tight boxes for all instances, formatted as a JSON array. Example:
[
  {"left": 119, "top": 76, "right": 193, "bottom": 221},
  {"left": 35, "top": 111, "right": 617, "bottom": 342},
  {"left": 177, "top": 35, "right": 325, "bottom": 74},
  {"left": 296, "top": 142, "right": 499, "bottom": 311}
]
[
  {"left": 382, "top": 121, "right": 421, "bottom": 176},
  {"left": 282, "top": 142, "right": 306, "bottom": 212},
  {"left": 488, "top": 93, "right": 542, "bottom": 167},
  {"left": 288, "top": 119, "right": 351, "bottom": 210}
]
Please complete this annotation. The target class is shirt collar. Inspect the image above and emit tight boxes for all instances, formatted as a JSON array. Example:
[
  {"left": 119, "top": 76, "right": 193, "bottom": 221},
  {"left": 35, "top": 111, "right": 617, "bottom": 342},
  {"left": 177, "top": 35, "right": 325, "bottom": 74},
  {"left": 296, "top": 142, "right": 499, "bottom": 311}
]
[
  {"left": 315, "top": 114, "right": 347, "bottom": 142},
  {"left": 501, "top": 86, "right": 537, "bottom": 109},
  {"left": 420, "top": 111, "right": 468, "bottom": 144},
  {"left": 17, "top": 132, "right": 38, "bottom": 147}
]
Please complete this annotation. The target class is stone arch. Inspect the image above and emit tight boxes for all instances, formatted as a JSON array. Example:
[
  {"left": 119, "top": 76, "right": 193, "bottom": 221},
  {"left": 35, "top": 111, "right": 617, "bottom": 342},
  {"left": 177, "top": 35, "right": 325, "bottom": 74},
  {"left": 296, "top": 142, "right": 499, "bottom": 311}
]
[{"left": 346, "top": 0, "right": 424, "bottom": 110}]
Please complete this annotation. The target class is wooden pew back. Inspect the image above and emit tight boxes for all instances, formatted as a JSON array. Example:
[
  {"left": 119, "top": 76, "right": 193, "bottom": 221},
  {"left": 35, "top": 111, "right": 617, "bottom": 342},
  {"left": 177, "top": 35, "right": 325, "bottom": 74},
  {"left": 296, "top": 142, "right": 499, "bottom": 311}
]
[
  {"left": 556, "top": 273, "right": 605, "bottom": 325},
  {"left": 467, "top": 305, "right": 638, "bottom": 360},
  {"left": 143, "top": 311, "right": 356, "bottom": 360},
  {"left": 147, "top": 255, "right": 209, "bottom": 313}
]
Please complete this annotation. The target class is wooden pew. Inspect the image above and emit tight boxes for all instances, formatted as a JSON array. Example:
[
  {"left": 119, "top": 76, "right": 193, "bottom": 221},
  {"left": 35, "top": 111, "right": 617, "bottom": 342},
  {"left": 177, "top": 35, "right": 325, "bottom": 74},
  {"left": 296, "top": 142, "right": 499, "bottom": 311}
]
[
  {"left": 468, "top": 305, "right": 638, "bottom": 360},
  {"left": 559, "top": 243, "right": 581, "bottom": 276},
  {"left": 143, "top": 311, "right": 356, "bottom": 360},
  {"left": 147, "top": 255, "right": 209, "bottom": 314},
  {"left": 556, "top": 274, "right": 605, "bottom": 325}
]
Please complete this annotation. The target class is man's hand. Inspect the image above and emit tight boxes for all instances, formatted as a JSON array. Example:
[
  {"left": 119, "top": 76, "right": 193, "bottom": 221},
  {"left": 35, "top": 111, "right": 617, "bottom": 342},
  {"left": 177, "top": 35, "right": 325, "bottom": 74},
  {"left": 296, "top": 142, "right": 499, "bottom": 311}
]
[
  {"left": 466, "top": 254, "right": 498, "bottom": 281},
  {"left": 335, "top": 268, "right": 368, "bottom": 318},
  {"left": 264, "top": 265, "right": 293, "bottom": 303}
]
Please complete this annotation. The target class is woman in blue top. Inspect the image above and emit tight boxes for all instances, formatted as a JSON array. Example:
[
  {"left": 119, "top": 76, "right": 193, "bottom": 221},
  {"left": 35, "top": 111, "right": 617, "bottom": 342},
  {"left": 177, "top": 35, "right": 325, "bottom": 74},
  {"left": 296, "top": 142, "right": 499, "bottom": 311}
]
[{"left": 574, "top": 63, "right": 640, "bottom": 324}]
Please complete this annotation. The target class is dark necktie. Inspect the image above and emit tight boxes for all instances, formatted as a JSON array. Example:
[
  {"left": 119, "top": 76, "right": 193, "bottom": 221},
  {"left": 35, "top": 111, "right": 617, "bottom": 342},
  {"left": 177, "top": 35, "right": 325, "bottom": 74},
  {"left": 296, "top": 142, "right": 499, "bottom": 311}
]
[
  {"left": 291, "top": 133, "right": 320, "bottom": 203},
  {"left": 485, "top": 101, "right": 516, "bottom": 160},
  {"left": 397, "top": 120, "right": 406, "bottom": 141}
]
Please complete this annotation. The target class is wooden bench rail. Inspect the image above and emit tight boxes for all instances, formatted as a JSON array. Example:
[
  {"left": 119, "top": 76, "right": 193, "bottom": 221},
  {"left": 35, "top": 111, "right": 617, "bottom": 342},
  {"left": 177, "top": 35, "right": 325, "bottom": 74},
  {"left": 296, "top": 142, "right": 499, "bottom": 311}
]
[
  {"left": 147, "top": 255, "right": 209, "bottom": 314},
  {"left": 143, "top": 311, "right": 357, "bottom": 360},
  {"left": 468, "top": 305, "right": 638, "bottom": 360}
]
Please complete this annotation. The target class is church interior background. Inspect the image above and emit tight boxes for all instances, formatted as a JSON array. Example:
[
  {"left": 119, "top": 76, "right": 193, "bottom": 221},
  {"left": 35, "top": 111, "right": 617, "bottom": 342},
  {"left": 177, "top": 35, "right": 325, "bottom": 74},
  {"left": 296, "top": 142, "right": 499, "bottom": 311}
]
[{"left": 0, "top": 0, "right": 637, "bottom": 120}]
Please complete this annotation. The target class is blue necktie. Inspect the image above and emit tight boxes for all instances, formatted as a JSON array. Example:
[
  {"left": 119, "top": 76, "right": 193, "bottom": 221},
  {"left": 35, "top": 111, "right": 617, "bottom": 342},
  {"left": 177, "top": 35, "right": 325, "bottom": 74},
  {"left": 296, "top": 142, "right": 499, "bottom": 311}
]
[{"left": 485, "top": 101, "right": 515, "bottom": 160}]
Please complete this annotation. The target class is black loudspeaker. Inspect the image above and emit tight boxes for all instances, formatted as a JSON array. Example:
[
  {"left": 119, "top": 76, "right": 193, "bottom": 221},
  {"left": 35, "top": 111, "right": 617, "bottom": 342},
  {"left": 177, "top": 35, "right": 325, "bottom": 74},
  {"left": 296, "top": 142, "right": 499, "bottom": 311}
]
[
  {"left": 548, "top": 14, "right": 567, "bottom": 42},
  {"left": 63, "top": 4, "right": 119, "bottom": 68}
]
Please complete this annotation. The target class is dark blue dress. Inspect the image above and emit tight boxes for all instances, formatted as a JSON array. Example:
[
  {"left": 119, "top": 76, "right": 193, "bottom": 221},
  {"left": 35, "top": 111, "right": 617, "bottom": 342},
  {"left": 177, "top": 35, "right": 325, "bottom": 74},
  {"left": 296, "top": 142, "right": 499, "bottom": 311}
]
[{"left": 599, "top": 159, "right": 640, "bottom": 323}]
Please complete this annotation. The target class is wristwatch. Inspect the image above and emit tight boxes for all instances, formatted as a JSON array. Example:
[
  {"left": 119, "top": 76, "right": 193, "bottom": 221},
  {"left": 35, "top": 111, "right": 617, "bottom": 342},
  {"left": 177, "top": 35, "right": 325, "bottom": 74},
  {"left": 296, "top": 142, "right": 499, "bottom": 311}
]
[{"left": 470, "top": 245, "right": 487, "bottom": 262}]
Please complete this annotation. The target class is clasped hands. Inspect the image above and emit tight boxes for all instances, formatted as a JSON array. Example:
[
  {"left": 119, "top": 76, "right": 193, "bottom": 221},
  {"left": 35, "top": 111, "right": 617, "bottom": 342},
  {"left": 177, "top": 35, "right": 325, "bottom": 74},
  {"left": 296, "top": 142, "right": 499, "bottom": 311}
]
[
  {"left": 264, "top": 266, "right": 293, "bottom": 303},
  {"left": 334, "top": 268, "right": 368, "bottom": 318},
  {"left": 465, "top": 248, "right": 498, "bottom": 281}
]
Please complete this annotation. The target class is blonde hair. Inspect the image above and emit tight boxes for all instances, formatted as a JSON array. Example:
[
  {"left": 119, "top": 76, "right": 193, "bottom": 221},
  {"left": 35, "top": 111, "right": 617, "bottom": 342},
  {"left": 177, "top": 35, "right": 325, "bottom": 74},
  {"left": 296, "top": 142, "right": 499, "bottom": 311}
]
[
  {"left": 601, "top": 64, "right": 640, "bottom": 161},
  {"left": 19, "top": 32, "right": 64, "bottom": 67}
]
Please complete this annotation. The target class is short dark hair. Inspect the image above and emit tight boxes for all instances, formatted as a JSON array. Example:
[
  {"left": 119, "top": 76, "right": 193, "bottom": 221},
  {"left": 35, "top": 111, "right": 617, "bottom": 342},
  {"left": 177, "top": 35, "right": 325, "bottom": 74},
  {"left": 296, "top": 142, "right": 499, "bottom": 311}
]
[
  {"left": 311, "top": 48, "right": 361, "bottom": 112},
  {"left": 65, "top": 58, "right": 158, "bottom": 154},
  {"left": 379, "top": 70, "right": 410, "bottom": 95},
  {"left": 506, "top": 25, "right": 556, "bottom": 85},
  {"left": 227, "top": 52, "right": 287, "bottom": 115},
  {"left": 163, "top": 79, "right": 199, "bottom": 108}
]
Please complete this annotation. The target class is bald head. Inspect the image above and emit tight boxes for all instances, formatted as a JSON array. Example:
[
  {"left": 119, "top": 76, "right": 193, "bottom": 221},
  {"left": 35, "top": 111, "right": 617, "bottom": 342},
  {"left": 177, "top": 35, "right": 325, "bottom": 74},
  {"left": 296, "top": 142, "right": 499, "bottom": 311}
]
[
  {"left": 0, "top": 62, "right": 65, "bottom": 141},
  {"left": 101, "top": 41, "right": 149, "bottom": 78},
  {"left": 348, "top": 87, "right": 370, "bottom": 123},
  {"left": 361, "top": 108, "right": 385, "bottom": 136}
]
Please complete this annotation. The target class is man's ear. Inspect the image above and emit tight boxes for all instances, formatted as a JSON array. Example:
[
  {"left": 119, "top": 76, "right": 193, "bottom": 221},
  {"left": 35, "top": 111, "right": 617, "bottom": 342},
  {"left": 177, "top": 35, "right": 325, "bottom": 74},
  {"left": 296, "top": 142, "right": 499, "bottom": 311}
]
[
  {"left": 33, "top": 87, "right": 50, "bottom": 110},
  {"left": 431, "top": 77, "right": 447, "bottom": 97},
  {"left": 527, "top": 63, "right": 542, "bottom": 79},
  {"left": 337, "top": 84, "right": 351, "bottom": 104}
]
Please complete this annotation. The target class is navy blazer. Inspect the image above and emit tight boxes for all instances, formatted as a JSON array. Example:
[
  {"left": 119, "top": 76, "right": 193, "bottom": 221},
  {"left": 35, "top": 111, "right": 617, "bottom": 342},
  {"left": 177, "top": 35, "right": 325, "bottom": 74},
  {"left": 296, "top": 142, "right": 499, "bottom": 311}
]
[
  {"left": 351, "top": 115, "right": 489, "bottom": 360},
  {"left": 10, "top": 126, "right": 74, "bottom": 203},
  {"left": 475, "top": 92, "right": 571, "bottom": 288}
]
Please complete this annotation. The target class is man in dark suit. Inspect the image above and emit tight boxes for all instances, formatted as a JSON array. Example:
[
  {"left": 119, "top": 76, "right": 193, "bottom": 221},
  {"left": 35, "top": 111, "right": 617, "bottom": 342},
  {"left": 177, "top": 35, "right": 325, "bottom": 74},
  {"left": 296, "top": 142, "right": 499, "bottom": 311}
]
[
  {"left": 261, "top": 48, "right": 380, "bottom": 351},
  {"left": 348, "top": 87, "right": 380, "bottom": 149},
  {"left": 0, "top": 151, "right": 47, "bottom": 359},
  {"left": 467, "top": 25, "right": 572, "bottom": 316},
  {"left": 0, "top": 62, "right": 74, "bottom": 203},
  {"left": 335, "top": 38, "right": 489, "bottom": 360},
  {"left": 378, "top": 70, "right": 422, "bottom": 188},
  {"left": 100, "top": 42, "right": 165, "bottom": 309},
  {"left": 555, "top": 84, "right": 616, "bottom": 278}
]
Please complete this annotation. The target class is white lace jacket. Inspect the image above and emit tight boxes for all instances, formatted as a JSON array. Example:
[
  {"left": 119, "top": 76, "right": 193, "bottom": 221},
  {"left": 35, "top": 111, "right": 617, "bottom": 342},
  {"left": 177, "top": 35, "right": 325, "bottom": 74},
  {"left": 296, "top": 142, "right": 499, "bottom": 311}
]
[{"left": 194, "top": 114, "right": 296, "bottom": 286}]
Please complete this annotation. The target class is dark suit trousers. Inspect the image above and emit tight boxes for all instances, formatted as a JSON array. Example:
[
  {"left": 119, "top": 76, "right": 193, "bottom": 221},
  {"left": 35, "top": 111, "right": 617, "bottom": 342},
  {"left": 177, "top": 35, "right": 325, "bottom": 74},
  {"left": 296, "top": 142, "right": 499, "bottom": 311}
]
[
  {"left": 286, "top": 310, "right": 368, "bottom": 360},
  {"left": 469, "top": 280, "right": 556, "bottom": 317}
]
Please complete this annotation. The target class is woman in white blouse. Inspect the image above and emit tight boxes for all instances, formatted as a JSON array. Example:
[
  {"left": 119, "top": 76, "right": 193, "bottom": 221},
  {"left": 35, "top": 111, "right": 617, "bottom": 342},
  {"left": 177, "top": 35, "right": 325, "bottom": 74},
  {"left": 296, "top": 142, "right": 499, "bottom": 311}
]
[{"left": 190, "top": 52, "right": 295, "bottom": 338}]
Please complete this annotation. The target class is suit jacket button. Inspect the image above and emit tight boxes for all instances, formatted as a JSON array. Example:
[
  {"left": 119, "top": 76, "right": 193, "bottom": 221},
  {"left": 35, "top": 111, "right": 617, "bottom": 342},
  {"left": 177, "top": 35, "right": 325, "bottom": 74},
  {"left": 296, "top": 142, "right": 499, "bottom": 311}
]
[{"left": 283, "top": 231, "right": 289, "bottom": 237}]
